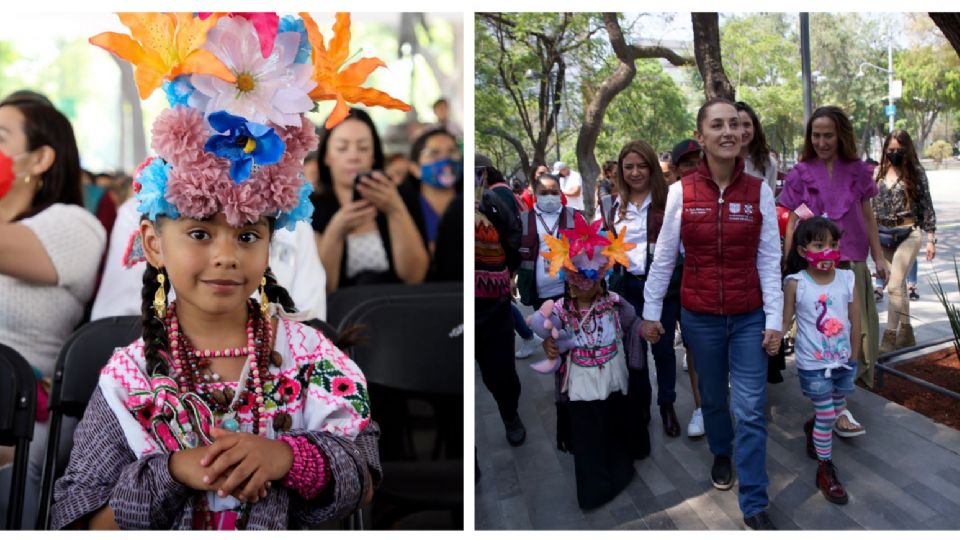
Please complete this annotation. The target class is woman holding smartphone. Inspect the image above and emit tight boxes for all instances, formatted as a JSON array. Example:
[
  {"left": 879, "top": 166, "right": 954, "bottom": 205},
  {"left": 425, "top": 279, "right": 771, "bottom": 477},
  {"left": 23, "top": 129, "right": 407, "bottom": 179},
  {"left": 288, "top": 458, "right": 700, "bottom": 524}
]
[{"left": 313, "top": 108, "right": 429, "bottom": 292}]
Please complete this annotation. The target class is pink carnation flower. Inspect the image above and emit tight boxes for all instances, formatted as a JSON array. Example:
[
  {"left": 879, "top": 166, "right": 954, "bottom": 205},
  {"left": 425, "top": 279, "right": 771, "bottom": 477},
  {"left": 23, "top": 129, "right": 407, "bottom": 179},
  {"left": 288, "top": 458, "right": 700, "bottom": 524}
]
[
  {"left": 150, "top": 106, "right": 211, "bottom": 168},
  {"left": 252, "top": 161, "right": 302, "bottom": 212},
  {"left": 165, "top": 162, "right": 232, "bottom": 219},
  {"left": 275, "top": 117, "right": 319, "bottom": 163},
  {"left": 221, "top": 181, "right": 267, "bottom": 227}
]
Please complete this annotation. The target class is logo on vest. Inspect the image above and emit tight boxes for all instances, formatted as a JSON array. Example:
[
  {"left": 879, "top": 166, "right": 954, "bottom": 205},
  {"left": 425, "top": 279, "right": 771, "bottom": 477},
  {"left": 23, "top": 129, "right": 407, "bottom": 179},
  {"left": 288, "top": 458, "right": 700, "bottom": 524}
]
[{"left": 727, "top": 201, "right": 756, "bottom": 223}]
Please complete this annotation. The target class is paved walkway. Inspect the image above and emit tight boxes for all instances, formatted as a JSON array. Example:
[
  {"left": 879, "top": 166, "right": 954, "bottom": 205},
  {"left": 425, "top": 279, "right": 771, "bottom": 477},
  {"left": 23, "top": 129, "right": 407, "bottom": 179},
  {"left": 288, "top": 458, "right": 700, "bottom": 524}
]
[{"left": 475, "top": 170, "right": 960, "bottom": 530}]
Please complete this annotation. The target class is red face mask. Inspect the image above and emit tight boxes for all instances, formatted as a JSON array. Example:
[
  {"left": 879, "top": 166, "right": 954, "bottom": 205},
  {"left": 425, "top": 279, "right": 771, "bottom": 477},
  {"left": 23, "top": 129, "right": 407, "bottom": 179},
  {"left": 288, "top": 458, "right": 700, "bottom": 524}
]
[
  {"left": 0, "top": 149, "right": 16, "bottom": 200},
  {"left": 804, "top": 247, "right": 840, "bottom": 271}
]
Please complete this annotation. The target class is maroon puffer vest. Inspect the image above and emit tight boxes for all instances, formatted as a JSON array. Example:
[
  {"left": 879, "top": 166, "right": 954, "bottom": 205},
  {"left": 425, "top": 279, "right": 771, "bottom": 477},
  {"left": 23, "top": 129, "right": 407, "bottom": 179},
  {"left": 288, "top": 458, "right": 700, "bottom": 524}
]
[{"left": 679, "top": 158, "right": 764, "bottom": 315}]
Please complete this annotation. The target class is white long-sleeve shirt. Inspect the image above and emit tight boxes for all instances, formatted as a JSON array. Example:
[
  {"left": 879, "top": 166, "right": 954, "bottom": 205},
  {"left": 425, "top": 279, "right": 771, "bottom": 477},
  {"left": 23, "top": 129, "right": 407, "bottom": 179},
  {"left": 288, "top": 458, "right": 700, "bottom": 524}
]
[{"left": 641, "top": 179, "right": 783, "bottom": 331}]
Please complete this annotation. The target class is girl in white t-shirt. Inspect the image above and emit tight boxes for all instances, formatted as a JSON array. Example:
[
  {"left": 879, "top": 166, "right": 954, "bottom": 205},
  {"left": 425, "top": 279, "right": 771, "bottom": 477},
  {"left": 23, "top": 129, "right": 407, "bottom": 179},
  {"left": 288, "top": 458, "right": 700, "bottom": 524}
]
[{"left": 782, "top": 216, "right": 861, "bottom": 507}]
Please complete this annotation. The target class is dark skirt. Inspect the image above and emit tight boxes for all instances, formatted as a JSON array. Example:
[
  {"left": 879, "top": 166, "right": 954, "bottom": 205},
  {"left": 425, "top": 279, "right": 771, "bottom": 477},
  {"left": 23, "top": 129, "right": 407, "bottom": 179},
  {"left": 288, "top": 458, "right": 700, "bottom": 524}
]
[{"left": 566, "top": 391, "right": 636, "bottom": 510}]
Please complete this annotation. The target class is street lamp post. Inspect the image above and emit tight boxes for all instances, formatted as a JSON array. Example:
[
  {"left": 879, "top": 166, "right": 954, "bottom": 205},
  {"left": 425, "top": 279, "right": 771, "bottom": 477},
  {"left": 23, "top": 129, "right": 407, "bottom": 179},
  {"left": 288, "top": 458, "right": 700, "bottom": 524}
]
[{"left": 857, "top": 39, "right": 899, "bottom": 133}]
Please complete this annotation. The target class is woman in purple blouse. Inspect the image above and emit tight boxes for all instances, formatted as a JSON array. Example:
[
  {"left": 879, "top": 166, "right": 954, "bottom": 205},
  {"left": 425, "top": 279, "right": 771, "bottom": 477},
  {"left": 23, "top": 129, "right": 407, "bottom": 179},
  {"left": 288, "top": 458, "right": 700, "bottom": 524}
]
[{"left": 779, "top": 106, "right": 890, "bottom": 437}]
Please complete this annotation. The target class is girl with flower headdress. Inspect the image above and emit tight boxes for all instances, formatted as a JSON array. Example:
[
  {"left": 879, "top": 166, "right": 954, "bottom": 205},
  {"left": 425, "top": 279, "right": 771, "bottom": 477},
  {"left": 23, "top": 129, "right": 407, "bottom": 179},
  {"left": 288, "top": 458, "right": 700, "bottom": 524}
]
[
  {"left": 540, "top": 213, "right": 646, "bottom": 510},
  {"left": 51, "top": 12, "right": 411, "bottom": 530}
]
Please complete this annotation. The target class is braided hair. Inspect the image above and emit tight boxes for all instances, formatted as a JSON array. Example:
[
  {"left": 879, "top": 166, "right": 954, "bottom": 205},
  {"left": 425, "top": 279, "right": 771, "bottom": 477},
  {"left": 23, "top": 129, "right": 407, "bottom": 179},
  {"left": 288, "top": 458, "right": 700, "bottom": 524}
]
[
  {"left": 141, "top": 263, "right": 172, "bottom": 376},
  {"left": 262, "top": 265, "right": 296, "bottom": 313}
]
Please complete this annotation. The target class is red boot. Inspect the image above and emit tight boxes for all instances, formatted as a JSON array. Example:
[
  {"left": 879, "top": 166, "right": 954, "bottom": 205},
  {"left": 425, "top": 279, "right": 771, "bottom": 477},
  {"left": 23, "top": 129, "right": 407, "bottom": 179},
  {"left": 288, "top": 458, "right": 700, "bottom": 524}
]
[{"left": 816, "top": 460, "right": 848, "bottom": 505}]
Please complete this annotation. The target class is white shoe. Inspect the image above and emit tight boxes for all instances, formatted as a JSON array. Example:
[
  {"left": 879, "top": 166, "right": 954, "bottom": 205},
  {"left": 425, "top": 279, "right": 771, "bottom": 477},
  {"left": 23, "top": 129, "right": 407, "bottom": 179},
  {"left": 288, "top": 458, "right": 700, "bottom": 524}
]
[
  {"left": 674, "top": 329, "right": 683, "bottom": 347},
  {"left": 516, "top": 335, "right": 543, "bottom": 359},
  {"left": 687, "top": 408, "right": 705, "bottom": 437},
  {"left": 681, "top": 352, "right": 688, "bottom": 372}
]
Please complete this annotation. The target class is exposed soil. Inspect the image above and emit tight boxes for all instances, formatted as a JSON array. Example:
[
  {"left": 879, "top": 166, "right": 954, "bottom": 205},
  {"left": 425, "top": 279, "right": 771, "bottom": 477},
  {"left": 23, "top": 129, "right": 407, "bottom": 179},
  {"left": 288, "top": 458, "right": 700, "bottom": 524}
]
[{"left": 873, "top": 346, "right": 960, "bottom": 431}]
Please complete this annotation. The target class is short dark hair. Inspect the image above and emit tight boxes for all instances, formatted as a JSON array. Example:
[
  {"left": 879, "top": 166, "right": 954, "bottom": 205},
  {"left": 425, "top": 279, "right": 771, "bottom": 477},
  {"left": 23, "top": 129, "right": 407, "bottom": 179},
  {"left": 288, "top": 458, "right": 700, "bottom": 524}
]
[{"left": 534, "top": 173, "right": 560, "bottom": 192}]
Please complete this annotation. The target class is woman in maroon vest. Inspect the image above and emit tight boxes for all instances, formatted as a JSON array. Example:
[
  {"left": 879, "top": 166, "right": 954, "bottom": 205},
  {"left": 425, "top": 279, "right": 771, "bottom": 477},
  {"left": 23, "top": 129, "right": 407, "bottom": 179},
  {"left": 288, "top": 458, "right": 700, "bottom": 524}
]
[{"left": 641, "top": 98, "right": 784, "bottom": 530}]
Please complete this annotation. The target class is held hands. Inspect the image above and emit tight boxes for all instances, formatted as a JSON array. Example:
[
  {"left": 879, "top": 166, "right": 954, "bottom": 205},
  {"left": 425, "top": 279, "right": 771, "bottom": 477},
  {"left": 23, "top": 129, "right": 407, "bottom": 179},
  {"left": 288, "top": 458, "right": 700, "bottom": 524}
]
[
  {"left": 641, "top": 320, "right": 664, "bottom": 344},
  {"left": 199, "top": 427, "right": 294, "bottom": 503},
  {"left": 170, "top": 427, "right": 295, "bottom": 504},
  {"left": 762, "top": 330, "right": 783, "bottom": 355}
]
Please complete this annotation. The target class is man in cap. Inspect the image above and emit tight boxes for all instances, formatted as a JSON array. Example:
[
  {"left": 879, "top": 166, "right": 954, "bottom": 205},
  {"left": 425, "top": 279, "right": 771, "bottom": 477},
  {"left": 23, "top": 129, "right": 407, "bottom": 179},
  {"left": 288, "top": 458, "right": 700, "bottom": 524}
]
[
  {"left": 671, "top": 139, "right": 702, "bottom": 182},
  {"left": 552, "top": 161, "right": 584, "bottom": 212}
]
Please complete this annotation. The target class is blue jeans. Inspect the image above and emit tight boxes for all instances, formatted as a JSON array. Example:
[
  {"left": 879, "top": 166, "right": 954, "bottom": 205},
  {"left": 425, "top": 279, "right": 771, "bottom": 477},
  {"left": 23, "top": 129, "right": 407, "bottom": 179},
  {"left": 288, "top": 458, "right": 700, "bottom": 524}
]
[
  {"left": 681, "top": 307, "right": 769, "bottom": 518},
  {"left": 511, "top": 303, "right": 533, "bottom": 340},
  {"left": 908, "top": 258, "right": 918, "bottom": 286},
  {"left": 619, "top": 274, "right": 678, "bottom": 405},
  {"left": 798, "top": 361, "right": 857, "bottom": 399}
]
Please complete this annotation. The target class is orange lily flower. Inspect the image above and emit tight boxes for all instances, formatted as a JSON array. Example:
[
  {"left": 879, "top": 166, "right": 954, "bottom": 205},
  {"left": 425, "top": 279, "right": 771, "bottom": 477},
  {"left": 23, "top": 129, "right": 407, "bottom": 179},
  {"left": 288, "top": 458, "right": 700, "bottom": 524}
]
[
  {"left": 299, "top": 12, "right": 411, "bottom": 128},
  {"left": 542, "top": 234, "right": 578, "bottom": 278},
  {"left": 90, "top": 13, "right": 236, "bottom": 100},
  {"left": 602, "top": 226, "right": 637, "bottom": 271}
]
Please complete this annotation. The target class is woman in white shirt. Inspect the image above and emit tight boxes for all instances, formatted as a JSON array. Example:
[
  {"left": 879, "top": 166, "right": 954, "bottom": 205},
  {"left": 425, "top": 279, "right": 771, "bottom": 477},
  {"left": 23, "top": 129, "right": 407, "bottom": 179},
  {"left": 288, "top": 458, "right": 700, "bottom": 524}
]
[
  {"left": 0, "top": 92, "right": 106, "bottom": 528},
  {"left": 606, "top": 140, "right": 682, "bottom": 441},
  {"left": 736, "top": 101, "right": 779, "bottom": 193}
]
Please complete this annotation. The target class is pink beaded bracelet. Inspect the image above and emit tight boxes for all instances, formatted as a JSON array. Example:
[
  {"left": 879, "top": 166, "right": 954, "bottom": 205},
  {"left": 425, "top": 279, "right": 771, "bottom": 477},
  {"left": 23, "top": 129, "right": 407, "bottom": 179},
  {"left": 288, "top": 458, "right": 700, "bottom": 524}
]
[{"left": 280, "top": 435, "right": 330, "bottom": 499}]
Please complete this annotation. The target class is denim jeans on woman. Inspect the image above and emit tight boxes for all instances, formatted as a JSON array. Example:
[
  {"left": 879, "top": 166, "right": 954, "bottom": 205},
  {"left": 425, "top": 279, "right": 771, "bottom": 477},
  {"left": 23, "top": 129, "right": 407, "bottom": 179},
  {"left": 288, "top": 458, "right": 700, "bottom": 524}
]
[{"left": 680, "top": 307, "right": 769, "bottom": 519}]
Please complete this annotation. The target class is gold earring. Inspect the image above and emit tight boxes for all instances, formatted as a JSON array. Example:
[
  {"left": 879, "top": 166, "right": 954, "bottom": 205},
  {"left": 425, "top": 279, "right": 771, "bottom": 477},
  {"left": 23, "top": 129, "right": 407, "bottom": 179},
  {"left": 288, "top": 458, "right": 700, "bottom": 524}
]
[
  {"left": 154, "top": 271, "right": 167, "bottom": 318},
  {"left": 260, "top": 276, "right": 269, "bottom": 317},
  {"left": 23, "top": 175, "right": 31, "bottom": 184}
]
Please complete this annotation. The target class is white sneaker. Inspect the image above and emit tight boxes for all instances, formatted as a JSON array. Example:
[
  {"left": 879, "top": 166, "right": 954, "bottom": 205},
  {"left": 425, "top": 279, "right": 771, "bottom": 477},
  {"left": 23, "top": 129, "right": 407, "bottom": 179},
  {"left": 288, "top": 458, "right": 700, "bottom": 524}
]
[
  {"left": 674, "top": 329, "right": 683, "bottom": 347},
  {"left": 687, "top": 408, "right": 705, "bottom": 437},
  {"left": 681, "top": 351, "right": 688, "bottom": 372},
  {"left": 516, "top": 335, "right": 543, "bottom": 359}
]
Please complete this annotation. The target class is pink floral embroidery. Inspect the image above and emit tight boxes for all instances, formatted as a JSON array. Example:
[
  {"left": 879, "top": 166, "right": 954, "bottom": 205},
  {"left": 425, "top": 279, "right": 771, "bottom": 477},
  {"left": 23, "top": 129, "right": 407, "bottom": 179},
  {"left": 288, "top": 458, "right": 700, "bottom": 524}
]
[
  {"left": 330, "top": 377, "right": 356, "bottom": 397},
  {"left": 276, "top": 377, "right": 302, "bottom": 404}
]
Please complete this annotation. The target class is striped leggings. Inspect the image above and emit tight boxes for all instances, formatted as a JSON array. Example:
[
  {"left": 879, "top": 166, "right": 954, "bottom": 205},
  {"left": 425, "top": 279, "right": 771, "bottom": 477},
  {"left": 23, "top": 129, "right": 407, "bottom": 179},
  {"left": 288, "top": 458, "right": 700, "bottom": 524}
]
[{"left": 811, "top": 393, "right": 846, "bottom": 460}]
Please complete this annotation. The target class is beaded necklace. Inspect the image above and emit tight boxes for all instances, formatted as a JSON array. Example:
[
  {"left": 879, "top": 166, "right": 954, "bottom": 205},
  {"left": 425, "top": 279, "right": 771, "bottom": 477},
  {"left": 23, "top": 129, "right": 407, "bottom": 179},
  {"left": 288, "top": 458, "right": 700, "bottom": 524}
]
[{"left": 164, "top": 299, "right": 274, "bottom": 530}]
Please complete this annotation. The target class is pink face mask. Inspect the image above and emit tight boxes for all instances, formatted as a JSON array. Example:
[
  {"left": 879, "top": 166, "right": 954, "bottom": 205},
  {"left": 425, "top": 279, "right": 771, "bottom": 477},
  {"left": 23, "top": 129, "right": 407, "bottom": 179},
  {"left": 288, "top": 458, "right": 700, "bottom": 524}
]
[
  {"left": 0, "top": 149, "right": 16, "bottom": 200},
  {"left": 804, "top": 247, "right": 840, "bottom": 271}
]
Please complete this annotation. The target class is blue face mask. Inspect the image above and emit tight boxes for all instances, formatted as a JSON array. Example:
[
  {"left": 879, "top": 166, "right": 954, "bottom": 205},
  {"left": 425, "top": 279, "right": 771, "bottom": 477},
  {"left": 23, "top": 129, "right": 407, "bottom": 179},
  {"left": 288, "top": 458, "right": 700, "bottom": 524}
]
[{"left": 420, "top": 159, "right": 460, "bottom": 189}]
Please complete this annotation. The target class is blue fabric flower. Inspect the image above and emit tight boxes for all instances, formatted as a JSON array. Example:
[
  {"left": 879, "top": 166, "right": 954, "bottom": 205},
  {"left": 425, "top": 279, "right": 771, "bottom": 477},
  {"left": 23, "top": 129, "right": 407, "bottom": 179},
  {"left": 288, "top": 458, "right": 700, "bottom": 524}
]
[
  {"left": 136, "top": 158, "right": 180, "bottom": 220},
  {"left": 278, "top": 15, "right": 312, "bottom": 65},
  {"left": 204, "top": 111, "right": 285, "bottom": 183},
  {"left": 275, "top": 179, "right": 314, "bottom": 231},
  {"left": 162, "top": 75, "right": 195, "bottom": 108}
]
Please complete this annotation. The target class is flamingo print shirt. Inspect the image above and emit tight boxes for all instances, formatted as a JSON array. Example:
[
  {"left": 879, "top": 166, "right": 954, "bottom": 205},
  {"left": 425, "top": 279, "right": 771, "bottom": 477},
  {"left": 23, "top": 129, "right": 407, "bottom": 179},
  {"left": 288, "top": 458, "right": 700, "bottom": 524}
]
[{"left": 786, "top": 269, "right": 856, "bottom": 373}]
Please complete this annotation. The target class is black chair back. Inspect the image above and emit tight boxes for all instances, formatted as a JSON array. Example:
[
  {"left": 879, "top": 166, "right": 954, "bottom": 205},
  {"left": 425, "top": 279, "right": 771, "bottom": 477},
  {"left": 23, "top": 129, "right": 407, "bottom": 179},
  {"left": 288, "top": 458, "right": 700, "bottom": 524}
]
[
  {"left": 326, "top": 283, "right": 464, "bottom": 529},
  {"left": 0, "top": 343, "right": 37, "bottom": 530},
  {"left": 35, "top": 316, "right": 141, "bottom": 529},
  {"left": 327, "top": 283, "right": 463, "bottom": 395}
]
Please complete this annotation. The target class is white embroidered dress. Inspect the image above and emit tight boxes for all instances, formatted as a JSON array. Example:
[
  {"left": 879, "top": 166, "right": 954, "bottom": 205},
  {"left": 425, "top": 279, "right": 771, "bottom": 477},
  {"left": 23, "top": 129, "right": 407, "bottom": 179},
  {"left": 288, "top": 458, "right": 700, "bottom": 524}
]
[{"left": 98, "top": 315, "right": 370, "bottom": 514}]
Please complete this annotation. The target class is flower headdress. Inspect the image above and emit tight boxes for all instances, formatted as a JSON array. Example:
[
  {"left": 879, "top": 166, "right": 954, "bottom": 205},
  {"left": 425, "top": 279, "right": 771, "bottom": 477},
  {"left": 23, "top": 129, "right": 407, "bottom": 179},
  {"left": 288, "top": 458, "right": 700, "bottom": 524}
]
[
  {"left": 541, "top": 213, "right": 636, "bottom": 289},
  {"left": 91, "top": 12, "right": 411, "bottom": 230}
]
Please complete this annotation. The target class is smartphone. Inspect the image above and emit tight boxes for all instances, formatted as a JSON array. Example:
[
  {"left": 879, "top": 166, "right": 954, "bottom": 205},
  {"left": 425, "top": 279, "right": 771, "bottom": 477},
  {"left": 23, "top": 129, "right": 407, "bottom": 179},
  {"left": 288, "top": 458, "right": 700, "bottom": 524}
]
[{"left": 353, "top": 172, "right": 373, "bottom": 201}]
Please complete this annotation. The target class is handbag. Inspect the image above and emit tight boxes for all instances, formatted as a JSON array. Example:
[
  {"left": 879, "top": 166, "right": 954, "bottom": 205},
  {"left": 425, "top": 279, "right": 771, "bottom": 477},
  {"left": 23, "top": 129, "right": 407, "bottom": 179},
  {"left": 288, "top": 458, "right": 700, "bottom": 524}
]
[{"left": 877, "top": 225, "right": 913, "bottom": 249}]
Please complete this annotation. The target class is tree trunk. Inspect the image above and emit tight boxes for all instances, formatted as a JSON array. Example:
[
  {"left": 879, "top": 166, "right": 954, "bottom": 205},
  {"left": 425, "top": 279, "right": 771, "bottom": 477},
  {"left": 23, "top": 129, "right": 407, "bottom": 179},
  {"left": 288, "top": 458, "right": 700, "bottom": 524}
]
[
  {"left": 931, "top": 13, "right": 960, "bottom": 58},
  {"left": 575, "top": 13, "right": 696, "bottom": 216},
  {"left": 481, "top": 126, "right": 531, "bottom": 177},
  {"left": 691, "top": 13, "right": 736, "bottom": 100}
]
